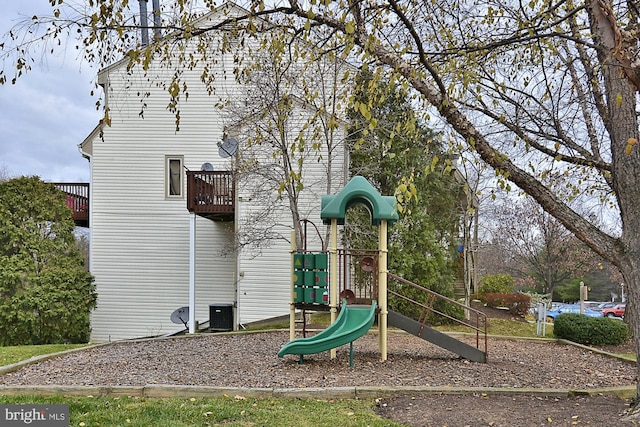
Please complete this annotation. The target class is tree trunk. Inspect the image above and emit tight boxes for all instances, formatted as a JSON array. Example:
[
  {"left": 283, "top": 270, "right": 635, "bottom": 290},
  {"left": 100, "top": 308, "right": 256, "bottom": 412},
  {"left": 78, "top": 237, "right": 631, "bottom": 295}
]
[
  {"left": 604, "top": 68, "right": 640, "bottom": 399},
  {"left": 592, "top": 0, "right": 640, "bottom": 400}
]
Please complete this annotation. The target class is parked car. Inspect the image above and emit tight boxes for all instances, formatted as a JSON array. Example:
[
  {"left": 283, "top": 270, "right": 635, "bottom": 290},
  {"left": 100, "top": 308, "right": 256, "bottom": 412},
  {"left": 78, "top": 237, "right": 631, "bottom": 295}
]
[
  {"left": 545, "top": 304, "right": 603, "bottom": 321},
  {"left": 595, "top": 302, "right": 617, "bottom": 311},
  {"left": 601, "top": 304, "right": 626, "bottom": 318},
  {"left": 584, "top": 301, "right": 604, "bottom": 310}
]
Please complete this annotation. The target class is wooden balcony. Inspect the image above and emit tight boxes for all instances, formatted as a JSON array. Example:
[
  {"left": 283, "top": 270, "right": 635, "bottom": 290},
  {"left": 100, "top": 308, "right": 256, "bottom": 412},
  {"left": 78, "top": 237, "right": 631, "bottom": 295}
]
[
  {"left": 187, "top": 171, "right": 235, "bottom": 221},
  {"left": 54, "top": 183, "right": 89, "bottom": 227}
]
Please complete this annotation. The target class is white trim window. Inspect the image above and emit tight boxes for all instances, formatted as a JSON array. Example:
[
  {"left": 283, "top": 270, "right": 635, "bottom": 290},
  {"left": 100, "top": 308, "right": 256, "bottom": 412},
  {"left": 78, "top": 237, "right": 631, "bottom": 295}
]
[{"left": 166, "top": 155, "right": 184, "bottom": 198}]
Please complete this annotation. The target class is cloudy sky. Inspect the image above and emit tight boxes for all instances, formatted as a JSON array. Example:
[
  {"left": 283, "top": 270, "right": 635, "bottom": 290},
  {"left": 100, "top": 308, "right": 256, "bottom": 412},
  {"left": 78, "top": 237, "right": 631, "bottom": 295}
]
[{"left": 1, "top": 1, "right": 101, "bottom": 182}]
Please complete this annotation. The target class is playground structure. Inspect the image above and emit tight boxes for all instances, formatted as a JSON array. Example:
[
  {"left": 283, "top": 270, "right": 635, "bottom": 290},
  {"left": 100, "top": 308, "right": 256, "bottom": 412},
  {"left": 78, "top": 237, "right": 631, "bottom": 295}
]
[{"left": 278, "top": 176, "right": 488, "bottom": 364}]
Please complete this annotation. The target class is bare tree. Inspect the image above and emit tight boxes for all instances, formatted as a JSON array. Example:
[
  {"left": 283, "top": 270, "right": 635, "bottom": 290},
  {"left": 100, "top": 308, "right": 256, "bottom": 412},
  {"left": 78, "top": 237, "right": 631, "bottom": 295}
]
[
  {"left": 0, "top": 165, "right": 10, "bottom": 182},
  {"left": 481, "top": 196, "right": 609, "bottom": 296},
  {"left": 222, "top": 37, "right": 347, "bottom": 252}
]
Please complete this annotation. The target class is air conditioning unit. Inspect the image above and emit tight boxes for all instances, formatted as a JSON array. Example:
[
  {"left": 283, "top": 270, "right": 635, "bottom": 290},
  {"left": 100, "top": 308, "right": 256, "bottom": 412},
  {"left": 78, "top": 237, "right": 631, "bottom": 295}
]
[{"left": 209, "top": 304, "right": 233, "bottom": 331}]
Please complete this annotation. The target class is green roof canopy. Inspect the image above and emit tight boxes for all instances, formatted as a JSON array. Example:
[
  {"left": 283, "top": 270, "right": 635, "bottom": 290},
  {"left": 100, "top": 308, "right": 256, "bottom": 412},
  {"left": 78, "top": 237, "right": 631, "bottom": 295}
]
[{"left": 321, "top": 176, "right": 398, "bottom": 225}]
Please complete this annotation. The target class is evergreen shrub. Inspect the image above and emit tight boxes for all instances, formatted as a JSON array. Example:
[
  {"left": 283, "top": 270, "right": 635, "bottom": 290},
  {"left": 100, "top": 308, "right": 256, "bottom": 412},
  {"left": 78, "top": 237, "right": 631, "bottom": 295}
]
[{"left": 553, "top": 313, "right": 629, "bottom": 345}]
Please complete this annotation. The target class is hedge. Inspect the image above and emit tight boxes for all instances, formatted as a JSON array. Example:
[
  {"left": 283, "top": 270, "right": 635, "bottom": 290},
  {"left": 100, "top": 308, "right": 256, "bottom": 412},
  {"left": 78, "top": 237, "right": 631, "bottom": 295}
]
[{"left": 553, "top": 313, "right": 630, "bottom": 346}]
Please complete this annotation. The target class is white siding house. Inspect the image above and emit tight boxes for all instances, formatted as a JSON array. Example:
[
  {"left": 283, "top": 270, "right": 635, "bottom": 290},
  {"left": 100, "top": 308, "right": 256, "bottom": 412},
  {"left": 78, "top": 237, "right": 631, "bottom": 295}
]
[{"left": 80, "top": 3, "right": 348, "bottom": 342}]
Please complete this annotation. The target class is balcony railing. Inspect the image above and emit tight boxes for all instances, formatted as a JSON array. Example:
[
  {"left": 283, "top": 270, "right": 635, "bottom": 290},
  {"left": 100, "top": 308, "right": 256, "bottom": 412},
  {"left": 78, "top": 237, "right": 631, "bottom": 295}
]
[
  {"left": 53, "top": 183, "right": 89, "bottom": 227},
  {"left": 186, "top": 171, "right": 235, "bottom": 221}
]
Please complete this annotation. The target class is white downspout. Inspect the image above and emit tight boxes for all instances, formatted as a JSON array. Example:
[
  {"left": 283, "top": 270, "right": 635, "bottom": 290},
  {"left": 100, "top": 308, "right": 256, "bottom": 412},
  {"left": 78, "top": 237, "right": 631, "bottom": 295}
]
[
  {"left": 189, "top": 212, "right": 196, "bottom": 333},
  {"left": 78, "top": 143, "right": 93, "bottom": 272}
]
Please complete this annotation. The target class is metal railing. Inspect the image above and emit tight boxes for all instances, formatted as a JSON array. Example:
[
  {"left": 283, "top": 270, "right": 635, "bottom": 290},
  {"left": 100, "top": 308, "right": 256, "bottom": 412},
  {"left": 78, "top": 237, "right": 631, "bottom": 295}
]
[
  {"left": 337, "top": 248, "right": 379, "bottom": 304},
  {"left": 53, "top": 182, "right": 89, "bottom": 227},
  {"left": 186, "top": 171, "right": 234, "bottom": 219},
  {"left": 387, "top": 272, "right": 488, "bottom": 357}
]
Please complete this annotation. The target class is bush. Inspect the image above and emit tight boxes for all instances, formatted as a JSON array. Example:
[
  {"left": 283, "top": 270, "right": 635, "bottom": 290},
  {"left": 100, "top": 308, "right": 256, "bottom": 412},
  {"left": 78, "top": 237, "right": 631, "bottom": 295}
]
[
  {"left": 478, "top": 274, "right": 515, "bottom": 296},
  {"left": 0, "top": 177, "right": 96, "bottom": 346},
  {"left": 480, "top": 293, "right": 531, "bottom": 317},
  {"left": 553, "top": 314, "right": 630, "bottom": 346}
]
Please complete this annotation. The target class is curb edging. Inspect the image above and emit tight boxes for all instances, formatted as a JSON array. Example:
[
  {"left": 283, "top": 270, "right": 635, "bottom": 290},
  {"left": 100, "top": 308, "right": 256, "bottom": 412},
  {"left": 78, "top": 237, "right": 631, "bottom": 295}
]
[{"left": 0, "top": 384, "right": 635, "bottom": 399}]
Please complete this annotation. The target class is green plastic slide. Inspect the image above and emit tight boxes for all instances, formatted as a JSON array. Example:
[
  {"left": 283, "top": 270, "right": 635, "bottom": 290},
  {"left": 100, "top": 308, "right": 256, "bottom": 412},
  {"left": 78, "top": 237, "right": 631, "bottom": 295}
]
[{"left": 278, "top": 299, "right": 377, "bottom": 357}]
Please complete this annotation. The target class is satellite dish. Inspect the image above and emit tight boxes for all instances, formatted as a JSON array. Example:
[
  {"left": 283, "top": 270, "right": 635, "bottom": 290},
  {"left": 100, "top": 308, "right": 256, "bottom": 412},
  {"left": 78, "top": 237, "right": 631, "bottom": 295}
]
[
  {"left": 170, "top": 306, "right": 189, "bottom": 328},
  {"left": 218, "top": 137, "right": 239, "bottom": 158},
  {"left": 200, "top": 162, "right": 214, "bottom": 171}
]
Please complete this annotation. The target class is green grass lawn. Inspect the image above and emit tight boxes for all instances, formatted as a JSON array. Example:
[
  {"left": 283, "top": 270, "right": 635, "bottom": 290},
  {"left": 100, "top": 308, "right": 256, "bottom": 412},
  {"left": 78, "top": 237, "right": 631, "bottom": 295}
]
[
  {"left": 434, "top": 317, "right": 554, "bottom": 338},
  {"left": 0, "top": 343, "right": 88, "bottom": 366},
  {"left": 0, "top": 395, "right": 402, "bottom": 427}
]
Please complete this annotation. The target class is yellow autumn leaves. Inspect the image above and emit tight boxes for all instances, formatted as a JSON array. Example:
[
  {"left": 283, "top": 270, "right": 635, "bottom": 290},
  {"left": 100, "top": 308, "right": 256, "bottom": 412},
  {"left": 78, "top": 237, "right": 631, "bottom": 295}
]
[{"left": 625, "top": 138, "right": 638, "bottom": 155}]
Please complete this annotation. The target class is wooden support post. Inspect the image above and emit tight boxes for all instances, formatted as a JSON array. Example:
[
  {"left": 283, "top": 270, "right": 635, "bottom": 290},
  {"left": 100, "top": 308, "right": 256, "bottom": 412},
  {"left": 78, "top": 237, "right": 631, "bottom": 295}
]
[
  {"left": 379, "top": 219, "right": 388, "bottom": 361},
  {"left": 330, "top": 218, "right": 338, "bottom": 359},
  {"left": 290, "top": 230, "right": 297, "bottom": 341}
]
